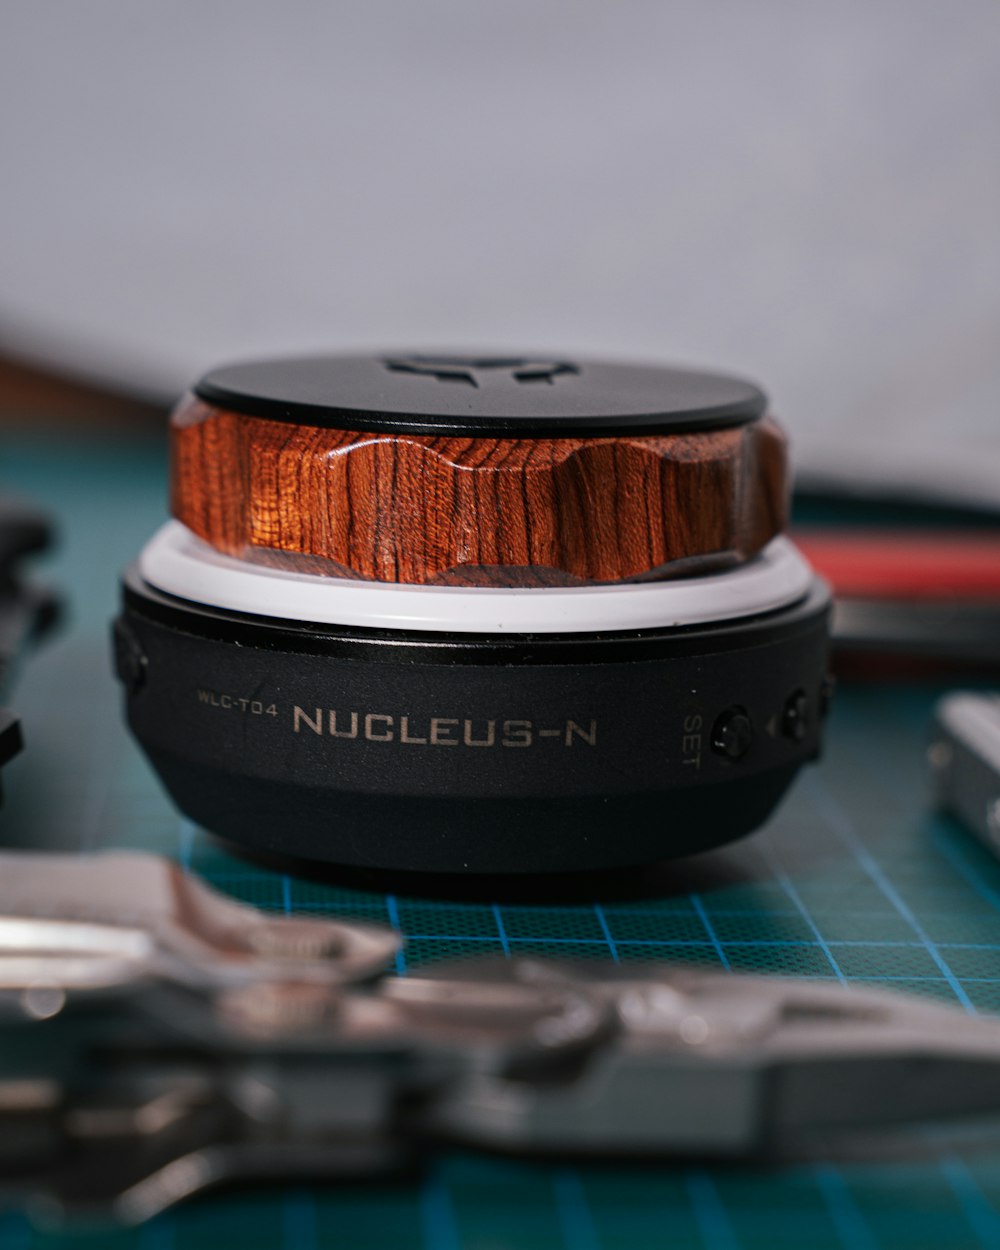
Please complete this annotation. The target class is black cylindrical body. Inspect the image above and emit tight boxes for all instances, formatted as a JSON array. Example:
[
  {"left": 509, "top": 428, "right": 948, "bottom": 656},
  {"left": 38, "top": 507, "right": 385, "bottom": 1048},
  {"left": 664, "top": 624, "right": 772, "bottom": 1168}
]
[{"left": 115, "top": 570, "right": 830, "bottom": 873}]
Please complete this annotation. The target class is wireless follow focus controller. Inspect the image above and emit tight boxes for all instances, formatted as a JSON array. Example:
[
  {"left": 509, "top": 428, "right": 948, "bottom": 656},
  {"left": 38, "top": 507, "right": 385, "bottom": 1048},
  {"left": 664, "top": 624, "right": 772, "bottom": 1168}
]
[{"left": 114, "top": 353, "right": 831, "bottom": 873}]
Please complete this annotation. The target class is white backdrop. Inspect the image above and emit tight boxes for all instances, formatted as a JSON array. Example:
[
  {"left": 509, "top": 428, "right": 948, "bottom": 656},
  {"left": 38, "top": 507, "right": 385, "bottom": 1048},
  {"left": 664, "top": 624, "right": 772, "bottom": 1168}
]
[{"left": 1, "top": 1, "right": 998, "bottom": 505}]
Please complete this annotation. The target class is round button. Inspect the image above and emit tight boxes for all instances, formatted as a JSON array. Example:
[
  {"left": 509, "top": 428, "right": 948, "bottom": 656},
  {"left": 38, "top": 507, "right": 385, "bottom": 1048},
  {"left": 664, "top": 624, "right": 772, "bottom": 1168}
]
[
  {"left": 711, "top": 707, "right": 754, "bottom": 761},
  {"left": 782, "top": 689, "right": 809, "bottom": 742}
]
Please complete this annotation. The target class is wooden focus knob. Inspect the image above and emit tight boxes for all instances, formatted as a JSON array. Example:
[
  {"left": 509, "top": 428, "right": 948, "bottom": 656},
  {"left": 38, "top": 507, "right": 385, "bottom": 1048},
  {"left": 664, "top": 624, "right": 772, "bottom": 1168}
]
[{"left": 171, "top": 354, "right": 788, "bottom": 587}]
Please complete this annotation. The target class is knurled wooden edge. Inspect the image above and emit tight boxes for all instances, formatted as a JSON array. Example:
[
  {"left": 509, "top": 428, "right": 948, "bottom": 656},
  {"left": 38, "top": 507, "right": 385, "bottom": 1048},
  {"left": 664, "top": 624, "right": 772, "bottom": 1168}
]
[{"left": 170, "top": 396, "right": 788, "bottom": 586}]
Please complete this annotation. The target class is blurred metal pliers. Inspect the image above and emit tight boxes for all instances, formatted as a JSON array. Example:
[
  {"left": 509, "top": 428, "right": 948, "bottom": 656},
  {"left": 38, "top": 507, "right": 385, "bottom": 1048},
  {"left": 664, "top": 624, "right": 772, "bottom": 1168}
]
[{"left": 1, "top": 849, "right": 999, "bottom": 1224}]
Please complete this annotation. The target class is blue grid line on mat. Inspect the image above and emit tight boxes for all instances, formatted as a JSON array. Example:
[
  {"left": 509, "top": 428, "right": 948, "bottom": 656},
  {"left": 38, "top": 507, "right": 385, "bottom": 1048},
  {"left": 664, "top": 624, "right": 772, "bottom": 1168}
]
[
  {"left": 689, "top": 893, "right": 731, "bottom": 969},
  {"left": 765, "top": 849, "right": 849, "bottom": 984},
  {"left": 386, "top": 893, "right": 409, "bottom": 975},
  {"left": 592, "top": 903, "right": 620, "bottom": 962},
  {"left": 938, "top": 1154, "right": 1000, "bottom": 1250},
  {"left": 491, "top": 903, "right": 512, "bottom": 957},
  {"left": 421, "top": 1170, "right": 463, "bottom": 1250},
  {"left": 813, "top": 1166, "right": 880, "bottom": 1250},
  {"left": 552, "top": 1169, "right": 603, "bottom": 1250},
  {"left": 684, "top": 1170, "right": 742, "bottom": 1250},
  {"left": 805, "top": 773, "right": 978, "bottom": 1014}
]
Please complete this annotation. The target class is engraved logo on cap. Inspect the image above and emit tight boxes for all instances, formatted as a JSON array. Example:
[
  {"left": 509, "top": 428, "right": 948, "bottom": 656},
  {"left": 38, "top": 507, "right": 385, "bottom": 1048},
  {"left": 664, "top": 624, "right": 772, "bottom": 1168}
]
[{"left": 384, "top": 355, "right": 579, "bottom": 389}]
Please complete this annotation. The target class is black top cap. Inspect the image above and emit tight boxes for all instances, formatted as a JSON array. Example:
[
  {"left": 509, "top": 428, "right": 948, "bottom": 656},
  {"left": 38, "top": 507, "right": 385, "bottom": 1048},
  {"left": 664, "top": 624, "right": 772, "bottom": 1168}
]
[{"left": 194, "top": 352, "right": 768, "bottom": 437}]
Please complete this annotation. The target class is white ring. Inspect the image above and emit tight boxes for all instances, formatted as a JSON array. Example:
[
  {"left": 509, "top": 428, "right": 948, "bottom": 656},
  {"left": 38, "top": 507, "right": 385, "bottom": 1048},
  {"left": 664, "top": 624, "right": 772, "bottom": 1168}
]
[{"left": 139, "top": 521, "right": 814, "bottom": 635}]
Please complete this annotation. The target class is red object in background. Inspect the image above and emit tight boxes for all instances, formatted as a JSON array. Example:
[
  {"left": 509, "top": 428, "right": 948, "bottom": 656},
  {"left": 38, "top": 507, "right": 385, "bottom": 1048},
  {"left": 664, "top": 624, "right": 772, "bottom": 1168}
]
[{"left": 792, "top": 530, "right": 1000, "bottom": 601}]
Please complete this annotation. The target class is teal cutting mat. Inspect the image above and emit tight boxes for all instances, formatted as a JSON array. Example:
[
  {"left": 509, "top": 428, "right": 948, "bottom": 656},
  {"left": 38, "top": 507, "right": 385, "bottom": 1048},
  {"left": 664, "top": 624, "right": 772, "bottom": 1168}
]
[{"left": 5, "top": 433, "right": 1000, "bottom": 1250}]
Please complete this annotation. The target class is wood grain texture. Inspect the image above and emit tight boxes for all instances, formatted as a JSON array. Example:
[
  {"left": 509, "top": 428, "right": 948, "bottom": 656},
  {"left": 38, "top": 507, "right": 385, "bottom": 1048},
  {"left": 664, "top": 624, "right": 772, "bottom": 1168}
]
[{"left": 170, "top": 396, "right": 788, "bottom": 586}]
